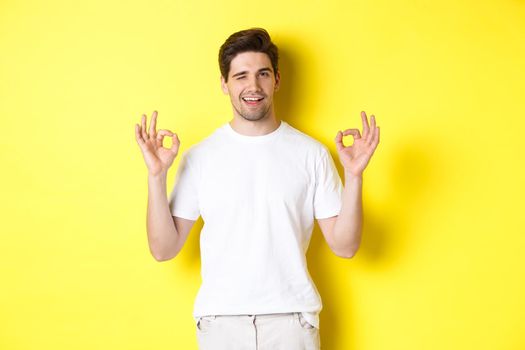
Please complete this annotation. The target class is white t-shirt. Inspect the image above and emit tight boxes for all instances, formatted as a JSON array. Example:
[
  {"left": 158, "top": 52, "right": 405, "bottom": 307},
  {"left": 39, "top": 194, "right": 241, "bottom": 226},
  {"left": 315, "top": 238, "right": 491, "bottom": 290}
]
[{"left": 168, "top": 120, "right": 343, "bottom": 329}]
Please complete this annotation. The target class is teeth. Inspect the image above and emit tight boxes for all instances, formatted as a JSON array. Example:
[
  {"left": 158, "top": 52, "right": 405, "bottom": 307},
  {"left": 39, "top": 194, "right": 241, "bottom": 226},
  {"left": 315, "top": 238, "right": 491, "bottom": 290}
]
[{"left": 243, "top": 97, "right": 263, "bottom": 101}]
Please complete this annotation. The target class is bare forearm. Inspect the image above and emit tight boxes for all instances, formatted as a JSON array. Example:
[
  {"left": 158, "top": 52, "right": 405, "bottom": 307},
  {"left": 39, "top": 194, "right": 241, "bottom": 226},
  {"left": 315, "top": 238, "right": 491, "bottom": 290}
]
[
  {"left": 146, "top": 173, "right": 180, "bottom": 261},
  {"left": 332, "top": 172, "right": 363, "bottom": 258}
]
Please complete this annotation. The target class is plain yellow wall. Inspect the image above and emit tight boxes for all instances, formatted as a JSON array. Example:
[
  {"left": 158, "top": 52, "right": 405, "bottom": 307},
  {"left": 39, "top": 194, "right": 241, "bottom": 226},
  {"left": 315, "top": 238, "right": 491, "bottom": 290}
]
[{"left": 1, "top": 0, "right": 524, "bottom": 349}]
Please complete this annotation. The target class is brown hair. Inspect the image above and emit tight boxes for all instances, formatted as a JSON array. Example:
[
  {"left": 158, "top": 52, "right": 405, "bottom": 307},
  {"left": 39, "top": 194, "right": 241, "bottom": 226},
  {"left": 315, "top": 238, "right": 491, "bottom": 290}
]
[{"left": 218, "top": 27, "right": 279, "bottom": 82}]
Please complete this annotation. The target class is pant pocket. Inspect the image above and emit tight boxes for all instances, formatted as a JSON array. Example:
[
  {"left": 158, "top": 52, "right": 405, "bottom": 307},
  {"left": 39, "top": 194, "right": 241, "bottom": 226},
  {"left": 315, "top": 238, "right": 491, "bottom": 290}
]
[
  {"left": 197, "top": 315, "right": 217, "bottom": 332},
  {"left": 297, "top": 312, "right": 316, "bottom": 330}
]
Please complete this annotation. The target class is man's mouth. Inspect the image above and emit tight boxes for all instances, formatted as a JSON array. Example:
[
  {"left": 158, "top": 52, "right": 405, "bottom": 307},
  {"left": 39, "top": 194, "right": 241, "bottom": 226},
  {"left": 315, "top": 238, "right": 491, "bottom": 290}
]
[{"left": 242, "top": 96, "right": 264, "bottom": 106}]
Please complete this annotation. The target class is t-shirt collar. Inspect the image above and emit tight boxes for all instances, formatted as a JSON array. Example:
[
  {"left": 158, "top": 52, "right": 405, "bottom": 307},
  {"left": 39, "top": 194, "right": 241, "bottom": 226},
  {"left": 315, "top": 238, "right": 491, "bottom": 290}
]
[{"left": 224, "top": 120, "right": 286, "bottom": 142}]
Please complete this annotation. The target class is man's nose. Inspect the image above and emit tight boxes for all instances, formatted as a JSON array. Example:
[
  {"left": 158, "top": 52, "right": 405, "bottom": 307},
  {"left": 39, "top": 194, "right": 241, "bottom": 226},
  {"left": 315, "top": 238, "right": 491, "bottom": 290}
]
[{"left": 246, "top": 75, "right": 262, "bottom": 91}]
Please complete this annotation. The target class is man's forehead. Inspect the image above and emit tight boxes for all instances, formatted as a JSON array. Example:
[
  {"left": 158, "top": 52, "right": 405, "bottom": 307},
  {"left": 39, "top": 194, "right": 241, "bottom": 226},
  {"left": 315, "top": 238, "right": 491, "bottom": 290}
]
[{"left": 230, "top": 52, "right": 272, "bottom": 72}]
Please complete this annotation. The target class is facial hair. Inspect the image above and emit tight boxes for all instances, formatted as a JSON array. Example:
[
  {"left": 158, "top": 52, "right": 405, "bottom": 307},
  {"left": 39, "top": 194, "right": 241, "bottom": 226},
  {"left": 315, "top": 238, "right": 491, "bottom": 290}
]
[{"left": 232, "top": 97, "right": 272, "bottom": 122}]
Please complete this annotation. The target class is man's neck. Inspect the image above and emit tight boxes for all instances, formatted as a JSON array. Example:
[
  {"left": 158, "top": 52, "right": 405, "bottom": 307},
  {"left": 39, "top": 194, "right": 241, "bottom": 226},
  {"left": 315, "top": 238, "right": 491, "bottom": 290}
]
[{"left": 229, "top": 115, "right": 281, "bottom": 137}]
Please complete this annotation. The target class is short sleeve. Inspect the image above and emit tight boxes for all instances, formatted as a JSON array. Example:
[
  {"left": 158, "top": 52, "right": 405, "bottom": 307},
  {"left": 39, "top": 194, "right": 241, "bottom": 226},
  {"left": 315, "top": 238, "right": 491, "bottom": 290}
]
[
  {"left": 168, "top": 151, "right": 200, "bottom": 220},
  {"left": 313, "top": 147, "right": 343, "bottom": 219}
]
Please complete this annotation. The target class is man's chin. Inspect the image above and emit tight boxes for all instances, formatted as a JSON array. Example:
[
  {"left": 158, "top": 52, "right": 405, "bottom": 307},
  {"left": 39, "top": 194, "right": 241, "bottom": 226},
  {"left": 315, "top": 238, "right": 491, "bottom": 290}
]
[
  {"left": 240, "top": 108, "right": 271, "bottom": 121},
  {"left": 239, "top": 111, "right": 267, "bottom": 121},
  {"left": 242, "top": 115, "right": 265, "bottom": 121}
]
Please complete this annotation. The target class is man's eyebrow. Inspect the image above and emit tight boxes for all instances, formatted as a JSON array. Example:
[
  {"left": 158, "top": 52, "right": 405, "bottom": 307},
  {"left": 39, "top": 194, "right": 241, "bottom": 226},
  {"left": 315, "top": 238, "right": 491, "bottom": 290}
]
[{"left": 231, "top": 67, "right": 273, "bottom": 78}]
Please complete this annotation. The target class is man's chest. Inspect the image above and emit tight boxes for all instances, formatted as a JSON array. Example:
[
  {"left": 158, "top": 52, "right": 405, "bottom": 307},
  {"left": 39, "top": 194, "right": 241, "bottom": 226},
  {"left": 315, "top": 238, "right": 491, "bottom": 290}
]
[{"left": 198, "top": 148, "right": 315, "bottom": 216}]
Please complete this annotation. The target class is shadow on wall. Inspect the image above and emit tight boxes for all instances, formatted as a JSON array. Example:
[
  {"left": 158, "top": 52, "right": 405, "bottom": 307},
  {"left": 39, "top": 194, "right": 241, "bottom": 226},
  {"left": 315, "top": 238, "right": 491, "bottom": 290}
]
[
  {"left": 171, "top": 217, "right": 203, "bottom": 270},
  {"left": 273, "top": 45, "right": 298, "bottom": 125},
  {"left": 346, "top": 135, "right": 448, "bottom": 264},
  {"left": 318, "top": 133, "right": 447, "bottom": 349},
  {"left": 273, "top": 35, "right": 323, "bottom": 127}
]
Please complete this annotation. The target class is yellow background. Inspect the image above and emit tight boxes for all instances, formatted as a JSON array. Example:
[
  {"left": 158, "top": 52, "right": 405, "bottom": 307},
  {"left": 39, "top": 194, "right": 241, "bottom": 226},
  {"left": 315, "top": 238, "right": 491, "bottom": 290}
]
[{"left": 1, "top": 0, "right": 524, "bottom": 349}]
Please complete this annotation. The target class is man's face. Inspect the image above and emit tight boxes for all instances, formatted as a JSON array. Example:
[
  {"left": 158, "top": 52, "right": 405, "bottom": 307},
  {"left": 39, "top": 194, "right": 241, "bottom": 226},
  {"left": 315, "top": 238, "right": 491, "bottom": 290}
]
[{"left": 221, "top": 51, "right": 280, "bottom": 122}]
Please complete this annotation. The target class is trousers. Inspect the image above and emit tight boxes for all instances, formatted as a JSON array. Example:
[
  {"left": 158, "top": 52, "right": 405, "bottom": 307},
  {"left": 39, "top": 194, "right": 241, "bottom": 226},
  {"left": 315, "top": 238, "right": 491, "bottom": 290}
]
[{"left": 195, "top": 312, "right": 320, "bottom": 350}]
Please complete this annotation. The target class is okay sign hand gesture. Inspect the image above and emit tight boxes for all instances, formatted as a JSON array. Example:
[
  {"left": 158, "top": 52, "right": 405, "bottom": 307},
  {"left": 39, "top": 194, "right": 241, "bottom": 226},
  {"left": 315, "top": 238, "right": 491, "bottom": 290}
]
[
  {"left": 134, "top": 110, "right": 180, "bottom": 177},
  {"left": 334, "top": 111, "right": 380, "bottom": 177}
]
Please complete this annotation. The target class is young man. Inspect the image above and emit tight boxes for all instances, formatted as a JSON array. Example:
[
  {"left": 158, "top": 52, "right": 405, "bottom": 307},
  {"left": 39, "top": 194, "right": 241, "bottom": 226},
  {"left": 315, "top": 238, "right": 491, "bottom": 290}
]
[{"left": 134, "top": 28, "right": 380, "bottom": 350}]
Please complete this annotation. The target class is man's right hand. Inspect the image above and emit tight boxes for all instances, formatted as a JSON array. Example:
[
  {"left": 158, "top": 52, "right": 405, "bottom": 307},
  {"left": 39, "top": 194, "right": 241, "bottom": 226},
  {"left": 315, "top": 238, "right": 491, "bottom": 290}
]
[{"left": 134, "top": 110, "right": 180, "bottom": 177}]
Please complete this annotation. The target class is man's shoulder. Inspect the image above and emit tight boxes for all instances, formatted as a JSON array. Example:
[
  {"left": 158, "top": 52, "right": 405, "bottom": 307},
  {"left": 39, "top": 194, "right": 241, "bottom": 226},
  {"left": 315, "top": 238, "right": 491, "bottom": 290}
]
[
  {"left": 282, "top": 121, "right": 330, "bottom": 155},
  {"left": 180, "top": 122, "right": 227, "bottom": 160}
]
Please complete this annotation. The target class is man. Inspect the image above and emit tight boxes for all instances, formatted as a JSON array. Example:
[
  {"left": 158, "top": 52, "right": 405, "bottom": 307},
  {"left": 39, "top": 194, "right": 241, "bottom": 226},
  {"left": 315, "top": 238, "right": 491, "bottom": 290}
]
[{"left": 134, "top": 28, "right": 379, "bottom": 350}]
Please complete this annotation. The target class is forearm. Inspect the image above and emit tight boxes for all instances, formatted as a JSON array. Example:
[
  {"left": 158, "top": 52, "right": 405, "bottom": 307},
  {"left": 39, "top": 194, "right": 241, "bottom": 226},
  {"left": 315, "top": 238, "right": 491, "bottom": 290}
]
[
  {"left": 146, "top": 173, "right": 180, "bottom": 261},
  {"left": 332, "top": 172, "right": 363, "bottom": 258}
]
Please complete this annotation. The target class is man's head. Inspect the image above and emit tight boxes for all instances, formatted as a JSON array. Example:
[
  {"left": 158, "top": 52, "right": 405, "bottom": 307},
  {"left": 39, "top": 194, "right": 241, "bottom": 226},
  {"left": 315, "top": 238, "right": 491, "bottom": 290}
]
[
  {"left": 219, "top": 28, "right": 279, "bottom": 83},
  {"left": 219, "top": 28, "right": 281, "bottom": 122}
]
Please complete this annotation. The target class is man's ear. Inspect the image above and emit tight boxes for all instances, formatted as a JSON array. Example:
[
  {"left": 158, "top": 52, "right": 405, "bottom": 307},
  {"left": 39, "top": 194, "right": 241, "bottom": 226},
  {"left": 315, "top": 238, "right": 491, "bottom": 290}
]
[
  {"left": 220, "top": 75, "right": 229, "bottom": 95},
  {"left": 274, "top": 70, "right": 281, "bottom": 92}
]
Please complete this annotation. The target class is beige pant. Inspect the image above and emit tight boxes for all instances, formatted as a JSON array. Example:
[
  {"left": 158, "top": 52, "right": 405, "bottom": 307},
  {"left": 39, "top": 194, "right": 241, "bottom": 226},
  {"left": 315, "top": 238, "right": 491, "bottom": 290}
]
[{"left": 196, "top": 312, "right": 320, "bottom": 350}]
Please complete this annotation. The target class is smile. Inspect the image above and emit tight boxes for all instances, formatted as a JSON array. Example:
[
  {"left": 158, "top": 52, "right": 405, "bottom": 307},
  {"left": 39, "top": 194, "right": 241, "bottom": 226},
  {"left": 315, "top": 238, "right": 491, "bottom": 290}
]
[{"left": 242, "top": 96, "right": 264, "bottom": 106}]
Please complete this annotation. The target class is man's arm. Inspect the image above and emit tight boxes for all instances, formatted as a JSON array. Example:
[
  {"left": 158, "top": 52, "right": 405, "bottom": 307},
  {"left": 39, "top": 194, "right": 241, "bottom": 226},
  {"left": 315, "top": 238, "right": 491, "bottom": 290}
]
[
  {"left": 318, "top": 111, "right": 379, "bottom": 259},
  {"left": 317, "top": 173, "right": 363, "bottom": 259},
  {"left": 134, "top": 110, "right": 196, "bottom": 262},
  {"left": 147, "top": 173, "right": 196, "bottom": 262}
]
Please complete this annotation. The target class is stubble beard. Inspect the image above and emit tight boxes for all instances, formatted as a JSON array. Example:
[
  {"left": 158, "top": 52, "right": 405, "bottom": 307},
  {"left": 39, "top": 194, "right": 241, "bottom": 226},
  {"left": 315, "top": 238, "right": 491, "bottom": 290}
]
[{"left": 233, "top": 99, "right": 272, "bottom": 122}]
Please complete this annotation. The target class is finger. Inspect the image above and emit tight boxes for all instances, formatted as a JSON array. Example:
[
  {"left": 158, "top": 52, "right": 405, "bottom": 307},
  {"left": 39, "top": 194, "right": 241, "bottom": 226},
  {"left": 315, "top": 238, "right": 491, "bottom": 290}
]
[
  {"left": 367, "top": 115, "right": 376, "bottom": 145},
  {"left": 135, "top": 124, "right": 145, "bottom": 146},
  {"left": 156, "top": 129, "right": 173, "bottom": 148},
  {"left": 370, "top": 126, "right": 380, "bottom": 149},
  {"left": 361, "top": 111, "right": 370, "bottom": 139},
  {"left": 334, "top": 130, "right": 345, "bottom": 152},
  {"left": 141, "top": 114, "right": 149, "bottom": 140},
  {"left": 149, "top": 110, "right": 158, "bottom": 139},
  {"left": 170, "top": 133, "right": 180, "bottom": 153},
  {"left": 342, "top": 128, "right": 361, "bottom": 140}
]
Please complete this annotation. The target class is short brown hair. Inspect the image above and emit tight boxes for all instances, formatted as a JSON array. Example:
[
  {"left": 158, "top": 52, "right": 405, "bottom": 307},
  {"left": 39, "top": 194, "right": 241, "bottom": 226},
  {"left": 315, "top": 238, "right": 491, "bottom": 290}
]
[{"left": 218, "top": 28, "right": 279, "bottom": 82}]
